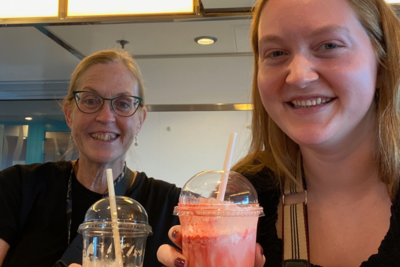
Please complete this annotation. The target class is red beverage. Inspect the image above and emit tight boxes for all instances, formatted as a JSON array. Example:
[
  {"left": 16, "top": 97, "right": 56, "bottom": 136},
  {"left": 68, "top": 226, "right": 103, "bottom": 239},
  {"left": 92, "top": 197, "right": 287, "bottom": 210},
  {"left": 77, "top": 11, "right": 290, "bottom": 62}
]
[
  {"left": 182, "top": 229, "right": 256, "bottom": 267},
  {"left": 177, "top": 204, "right": 259, "bottom": 267},
  {"left": 174, "top": 171, "right": 264, "bottom": 267}
]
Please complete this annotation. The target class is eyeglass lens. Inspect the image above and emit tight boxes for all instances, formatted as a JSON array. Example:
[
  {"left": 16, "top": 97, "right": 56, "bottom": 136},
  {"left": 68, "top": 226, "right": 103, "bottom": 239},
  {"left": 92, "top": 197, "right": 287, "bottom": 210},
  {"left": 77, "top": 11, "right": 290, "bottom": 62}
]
[{"left": 75, "top": 91, "right": 140, "bottom": 116}]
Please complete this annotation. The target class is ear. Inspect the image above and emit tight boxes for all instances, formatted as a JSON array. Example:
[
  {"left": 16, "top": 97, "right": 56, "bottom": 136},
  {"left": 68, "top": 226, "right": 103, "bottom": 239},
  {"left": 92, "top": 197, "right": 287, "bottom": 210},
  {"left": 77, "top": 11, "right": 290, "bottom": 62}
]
[
  {"left": 135, "top": 106, "right": 147, "bottom": 134},
  {"left": 64, "top": 102, "right": 73, "bottom": 129}
]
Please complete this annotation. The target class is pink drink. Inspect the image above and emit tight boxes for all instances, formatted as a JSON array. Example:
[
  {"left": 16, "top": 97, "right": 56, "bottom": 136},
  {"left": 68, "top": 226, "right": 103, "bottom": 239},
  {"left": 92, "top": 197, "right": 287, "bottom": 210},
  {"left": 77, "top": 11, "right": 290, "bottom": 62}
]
[
  {"left": 182, "top": 230, "right": 256, "bottom": 266},
  {"left": 177, "top": 202, "right": 259, "bottom": 267},
  {"left": 174, "top": 171, "right": 264, "bottom": 267}
]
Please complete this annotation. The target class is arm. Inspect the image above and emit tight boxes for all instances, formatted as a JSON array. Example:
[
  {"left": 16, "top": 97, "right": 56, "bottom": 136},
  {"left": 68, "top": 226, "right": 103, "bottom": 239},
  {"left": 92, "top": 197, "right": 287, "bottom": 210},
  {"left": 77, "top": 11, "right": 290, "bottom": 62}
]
[
  {"left": 0, "top": 238, "right": 10, "bottom": 266},
  {"left": 157, "top": 226, "right": 266, "bottom": 267}
]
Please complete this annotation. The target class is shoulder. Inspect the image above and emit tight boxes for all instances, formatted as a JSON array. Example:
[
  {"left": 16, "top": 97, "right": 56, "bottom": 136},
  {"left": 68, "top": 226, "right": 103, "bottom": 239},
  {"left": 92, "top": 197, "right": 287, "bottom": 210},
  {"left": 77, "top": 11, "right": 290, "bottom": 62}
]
[
  {"left": 1, "top": 161, "right": 72, "bottom": 177},
  {"left": 240, "top": 168, "right": 281, "bottom": 212},
  {"left": 240, "top": 168, "right": 280, "bottom": 199},
  {"left": 0, "top": 161, "right": 72, "bottom": 189},
  {"left": 128, "top": 171, "right": 181, "bottom": 201},
  {"left": 363, "top": 185, "right": 400, "bottom": 265}
]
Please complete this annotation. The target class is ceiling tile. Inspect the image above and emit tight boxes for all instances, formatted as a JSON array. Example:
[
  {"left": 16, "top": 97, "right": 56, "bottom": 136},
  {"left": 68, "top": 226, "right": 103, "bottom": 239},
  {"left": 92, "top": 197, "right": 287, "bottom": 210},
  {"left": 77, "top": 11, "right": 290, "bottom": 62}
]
[
  {"left": 0, "top": 27, "right": 80, "bottom": 81},
  {"left": 47, "top": 19, "right": 252, "bottom": 57}
]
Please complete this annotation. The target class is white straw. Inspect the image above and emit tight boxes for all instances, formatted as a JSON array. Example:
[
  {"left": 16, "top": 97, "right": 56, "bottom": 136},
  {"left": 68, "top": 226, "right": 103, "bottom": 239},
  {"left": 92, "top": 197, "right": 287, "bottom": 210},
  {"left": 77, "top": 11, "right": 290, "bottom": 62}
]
[
  {"left": 106, "top": 168, "right": 123, "bottom": 267},
  {"left": 217, "top": 132, "right": 237, "bottom": 201}
]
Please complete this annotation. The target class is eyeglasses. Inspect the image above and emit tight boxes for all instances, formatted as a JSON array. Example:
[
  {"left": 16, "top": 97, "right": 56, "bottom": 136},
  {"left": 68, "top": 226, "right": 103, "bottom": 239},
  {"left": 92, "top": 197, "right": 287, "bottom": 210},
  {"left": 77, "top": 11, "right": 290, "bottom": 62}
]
[{"left": 72, "top": 91, "right": 143, "bottom": 117}]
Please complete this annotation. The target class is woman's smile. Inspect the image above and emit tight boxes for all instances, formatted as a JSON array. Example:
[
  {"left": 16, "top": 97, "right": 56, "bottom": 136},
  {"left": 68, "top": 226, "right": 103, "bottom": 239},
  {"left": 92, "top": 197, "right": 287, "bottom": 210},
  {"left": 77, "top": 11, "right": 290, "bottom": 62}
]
[
  {"left": 290, "top": 97, "right": 334, "bottom": 108},
  {"left": 90, "top": 132, "right": 118, "bottom": 141}
]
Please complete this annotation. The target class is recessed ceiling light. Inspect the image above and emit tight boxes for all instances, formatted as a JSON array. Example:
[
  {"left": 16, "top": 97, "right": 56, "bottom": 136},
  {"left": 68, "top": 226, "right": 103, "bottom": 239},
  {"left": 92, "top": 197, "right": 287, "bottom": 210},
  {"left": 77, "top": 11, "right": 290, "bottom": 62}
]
[
  {"left": 194, "top": 36, "right": 217, "bottom": 45},
  {"left": 25, "top": 117, "right": 32, "bottom": 121}
]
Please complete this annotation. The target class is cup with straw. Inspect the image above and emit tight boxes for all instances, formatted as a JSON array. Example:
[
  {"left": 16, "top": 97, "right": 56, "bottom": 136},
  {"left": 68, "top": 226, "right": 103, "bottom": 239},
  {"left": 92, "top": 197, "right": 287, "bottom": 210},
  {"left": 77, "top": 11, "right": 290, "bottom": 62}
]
[
  {"left": 78, "top": 170, "right": 152, "bottom": 267},
  {"left": 173, "top": 132, "right": 265, "bottom": 267}
]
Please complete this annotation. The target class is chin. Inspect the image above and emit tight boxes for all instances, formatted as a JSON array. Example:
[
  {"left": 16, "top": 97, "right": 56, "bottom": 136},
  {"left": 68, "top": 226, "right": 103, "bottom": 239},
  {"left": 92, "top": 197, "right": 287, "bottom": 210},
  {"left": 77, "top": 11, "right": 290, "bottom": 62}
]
[
  {"left": 85, "top": 153, "right": 123, "bottom": 165},
  {"left": 290, "top": 132, "right": 333, "bottom": 148}
]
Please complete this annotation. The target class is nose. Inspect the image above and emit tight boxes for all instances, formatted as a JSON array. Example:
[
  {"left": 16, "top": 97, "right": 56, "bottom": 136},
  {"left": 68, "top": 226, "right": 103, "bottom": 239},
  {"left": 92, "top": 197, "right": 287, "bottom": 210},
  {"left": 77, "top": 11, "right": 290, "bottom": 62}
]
[
  {"left": 285, "top": 54, "right": 319, "bottom": 89},
  {"left": 95, "top": 101, "right": 116, "bottom": 123}
]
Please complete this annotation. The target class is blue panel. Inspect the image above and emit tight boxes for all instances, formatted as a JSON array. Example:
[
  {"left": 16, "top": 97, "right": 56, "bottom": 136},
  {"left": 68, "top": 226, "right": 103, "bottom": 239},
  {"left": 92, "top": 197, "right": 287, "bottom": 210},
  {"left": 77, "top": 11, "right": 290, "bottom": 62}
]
[
  {"left": 25, "top": 122, "right": 46, "bottom": 164},
  {"left": 0, "top": 120, "right": 70, "bottom": 165}
]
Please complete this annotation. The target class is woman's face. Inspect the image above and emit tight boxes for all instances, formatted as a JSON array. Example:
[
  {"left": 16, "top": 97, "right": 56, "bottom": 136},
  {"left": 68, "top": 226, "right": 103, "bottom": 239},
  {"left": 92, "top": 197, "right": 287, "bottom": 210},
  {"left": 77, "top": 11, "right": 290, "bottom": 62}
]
[
  {"left": 257, "top": 0, "right": 378, "bottom": 150},
  {"left": 64, "top": 61, "right": 146, "bottom": 165}
]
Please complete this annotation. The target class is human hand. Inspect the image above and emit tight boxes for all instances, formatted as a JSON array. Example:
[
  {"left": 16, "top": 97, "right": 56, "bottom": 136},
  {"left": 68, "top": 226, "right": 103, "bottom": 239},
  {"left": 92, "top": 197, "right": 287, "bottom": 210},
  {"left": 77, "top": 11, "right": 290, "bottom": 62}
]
[
  {"left": 68, "top": 264, "right": 81, "bottom": 267},
  {"left": 157, "top": 225, "right": 266, "bottom": 267}
]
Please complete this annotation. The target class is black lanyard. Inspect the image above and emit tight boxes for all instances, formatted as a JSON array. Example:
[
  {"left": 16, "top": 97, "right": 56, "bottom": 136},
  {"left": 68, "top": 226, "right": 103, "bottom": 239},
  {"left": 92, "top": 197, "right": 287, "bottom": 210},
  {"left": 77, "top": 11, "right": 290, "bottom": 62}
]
[{"left": 66, "top": 160, "right": 127, "bottom": 245}]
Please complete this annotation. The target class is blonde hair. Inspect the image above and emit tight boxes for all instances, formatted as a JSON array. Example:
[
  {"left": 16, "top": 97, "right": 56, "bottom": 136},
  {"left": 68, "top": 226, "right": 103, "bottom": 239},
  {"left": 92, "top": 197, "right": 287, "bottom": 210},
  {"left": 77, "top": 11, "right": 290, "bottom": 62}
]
[
  {"left": 63, "top": 49, "right": 145, "bottom": 108},
  {"left": 232, "top": 0, "right": 400, "bottom": 198}
]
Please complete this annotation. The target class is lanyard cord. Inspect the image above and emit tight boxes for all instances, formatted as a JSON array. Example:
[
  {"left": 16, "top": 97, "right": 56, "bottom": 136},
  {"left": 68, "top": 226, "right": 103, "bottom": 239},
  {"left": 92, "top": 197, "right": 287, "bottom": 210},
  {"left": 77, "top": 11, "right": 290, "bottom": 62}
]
[{"left": 66, "top": 160, "right": 127, "bottom": 245}]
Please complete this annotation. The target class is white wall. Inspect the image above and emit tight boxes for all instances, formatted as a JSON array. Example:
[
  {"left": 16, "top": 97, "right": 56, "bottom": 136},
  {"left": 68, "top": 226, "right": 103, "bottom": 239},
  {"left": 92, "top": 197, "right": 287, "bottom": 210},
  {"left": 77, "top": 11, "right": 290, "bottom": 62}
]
[
  {"left": 126, "top": 110, "right": 252, "bottom": 188},
  {"left": 124, "top": 56, "right": 255, "bottom": 187},
  {"left": 137, "top": 56, "right": 254, "bottom": 104}
]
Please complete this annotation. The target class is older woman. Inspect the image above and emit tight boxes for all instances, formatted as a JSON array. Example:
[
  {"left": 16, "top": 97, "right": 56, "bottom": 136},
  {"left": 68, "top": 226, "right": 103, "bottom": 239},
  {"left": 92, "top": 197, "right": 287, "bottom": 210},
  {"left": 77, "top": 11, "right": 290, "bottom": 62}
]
[
  {"left": 0, "top": 50, "right": 180, "bottom": 267},
  {"left": 158, "top": 0, "right": 400, "bottom": 266}
]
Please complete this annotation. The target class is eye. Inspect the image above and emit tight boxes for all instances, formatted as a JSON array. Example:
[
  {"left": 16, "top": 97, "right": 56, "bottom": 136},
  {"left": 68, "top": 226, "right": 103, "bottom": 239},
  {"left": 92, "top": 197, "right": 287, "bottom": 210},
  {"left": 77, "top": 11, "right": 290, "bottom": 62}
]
[
  {"left": 84, "top": 97, "right": 99, "bottom": 106},
  {"left": 320, "top": 43, "right": 338, "bottom": 50},
  {"left": 114, "top": 98, "right": 133, "bottom": 110},
  {"left": 118, "top": 102, "right": 130, "bottom": 108},
  {"left": 269, "top": 50, "right": 286, "bottom": 58}
]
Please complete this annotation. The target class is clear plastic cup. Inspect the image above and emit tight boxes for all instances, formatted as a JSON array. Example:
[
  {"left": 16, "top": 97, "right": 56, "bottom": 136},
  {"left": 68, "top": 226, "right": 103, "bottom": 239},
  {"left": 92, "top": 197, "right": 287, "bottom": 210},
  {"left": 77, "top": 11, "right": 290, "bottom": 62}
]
[
  {"left": 78, "top": 196, "right": 152, "bottom": 267},
  {"left": 174, "top": 171, "right": 264, "bottom": 267}
]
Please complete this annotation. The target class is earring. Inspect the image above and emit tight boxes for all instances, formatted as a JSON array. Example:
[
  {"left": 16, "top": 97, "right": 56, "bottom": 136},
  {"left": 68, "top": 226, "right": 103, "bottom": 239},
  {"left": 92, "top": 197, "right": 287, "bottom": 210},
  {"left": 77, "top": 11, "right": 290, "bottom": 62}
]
[{"left": 134, "top": 135, "right": 138, "bottom": 146}]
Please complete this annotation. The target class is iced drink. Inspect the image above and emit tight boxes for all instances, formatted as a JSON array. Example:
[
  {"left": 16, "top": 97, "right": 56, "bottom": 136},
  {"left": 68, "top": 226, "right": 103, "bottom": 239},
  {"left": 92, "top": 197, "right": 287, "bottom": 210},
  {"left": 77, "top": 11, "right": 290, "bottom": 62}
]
[
  {"left": 78, "top": 196, "right": 152, "bottom": 267},
  {"left": 174, "top": 171, "right": 264, "bottom": 267}
]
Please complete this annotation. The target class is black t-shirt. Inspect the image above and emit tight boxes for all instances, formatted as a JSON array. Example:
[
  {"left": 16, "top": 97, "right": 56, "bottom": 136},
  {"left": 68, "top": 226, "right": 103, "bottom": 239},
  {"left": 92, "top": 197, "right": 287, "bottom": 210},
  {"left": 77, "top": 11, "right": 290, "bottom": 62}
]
[
  {"left": 0, "top": 161, "right": 180, "bottom": 267},
  {"left": 70, "top": 173, "right": 102, "bottom": 242},
  {"left": 245, "top": 168, "right": 400, "bottom": 267}
]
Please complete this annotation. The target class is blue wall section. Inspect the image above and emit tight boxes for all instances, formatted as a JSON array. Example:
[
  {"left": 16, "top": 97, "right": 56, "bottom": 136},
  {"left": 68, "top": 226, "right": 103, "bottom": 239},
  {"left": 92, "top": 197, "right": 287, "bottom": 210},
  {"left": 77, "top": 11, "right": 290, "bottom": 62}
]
[{"left": 0, "top": 120, "right": 70, "bottom": 165}]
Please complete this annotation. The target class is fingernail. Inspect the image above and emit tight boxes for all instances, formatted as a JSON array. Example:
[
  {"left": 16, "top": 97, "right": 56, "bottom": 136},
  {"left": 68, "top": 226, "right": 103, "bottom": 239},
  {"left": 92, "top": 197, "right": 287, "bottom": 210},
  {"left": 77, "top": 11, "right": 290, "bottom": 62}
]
[
  {"left": 172, "top": 229, "right": 179, "bottom": 238},
  {"left": 260, "top": 247, "right": 264, "bottom": 256},
  {"left": 174, "top": 257, "right": 186, "bottom": 267}
]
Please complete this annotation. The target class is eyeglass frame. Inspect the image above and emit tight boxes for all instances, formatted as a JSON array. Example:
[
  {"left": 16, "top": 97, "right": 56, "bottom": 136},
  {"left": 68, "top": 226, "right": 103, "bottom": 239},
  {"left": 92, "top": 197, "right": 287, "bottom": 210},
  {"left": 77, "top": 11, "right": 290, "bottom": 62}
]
[{"left": 72, "top": 91, "right": 143, "bottom": 117}]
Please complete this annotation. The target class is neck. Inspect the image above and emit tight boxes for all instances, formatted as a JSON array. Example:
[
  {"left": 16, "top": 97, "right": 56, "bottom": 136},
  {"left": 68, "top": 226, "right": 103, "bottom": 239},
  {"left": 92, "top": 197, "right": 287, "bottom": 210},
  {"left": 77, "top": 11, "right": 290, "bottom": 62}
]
[
  {"left": 73, "top": 157, "right": 125, "bottom": 194},
  {"left": 300, "top": 125, "right": 388, "bottom": 205}
]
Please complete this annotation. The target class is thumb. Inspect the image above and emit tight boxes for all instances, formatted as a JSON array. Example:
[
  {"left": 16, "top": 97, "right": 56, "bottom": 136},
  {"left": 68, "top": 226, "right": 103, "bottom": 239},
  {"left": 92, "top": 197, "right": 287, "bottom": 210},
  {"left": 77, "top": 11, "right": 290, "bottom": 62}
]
[{"left": 255, "top": 243, "right": 266, "bottom": 267}]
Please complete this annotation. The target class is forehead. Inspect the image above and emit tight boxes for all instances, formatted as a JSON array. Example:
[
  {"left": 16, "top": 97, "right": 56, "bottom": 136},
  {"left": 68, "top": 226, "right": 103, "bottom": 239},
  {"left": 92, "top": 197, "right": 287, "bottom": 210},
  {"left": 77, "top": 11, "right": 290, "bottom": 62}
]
[
  {"left": 79, "top": 62, "right": 137, "bottom": 95},
  {"left": 258, "top": 0, "right": 359, "bottom": 37}
]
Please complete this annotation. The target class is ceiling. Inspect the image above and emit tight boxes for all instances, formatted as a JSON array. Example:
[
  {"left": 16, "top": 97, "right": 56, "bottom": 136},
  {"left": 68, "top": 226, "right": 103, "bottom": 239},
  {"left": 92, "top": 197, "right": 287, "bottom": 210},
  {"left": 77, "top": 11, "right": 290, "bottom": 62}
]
[
  {"left": 0, "top": 0, "right": 255, "bottom": 101},
  {"left": 1, "top": 0, "right": 398, "bottom": 120}
]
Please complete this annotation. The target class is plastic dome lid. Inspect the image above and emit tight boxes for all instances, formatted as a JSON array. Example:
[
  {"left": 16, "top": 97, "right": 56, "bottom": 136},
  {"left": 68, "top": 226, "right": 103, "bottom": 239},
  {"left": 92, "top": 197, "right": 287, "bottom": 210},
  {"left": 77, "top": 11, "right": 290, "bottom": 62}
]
[
  {"left": 174, "top": 171, "right": 264, "bottom": 217},
  {"left": 78, "top": 196, "right": 152, "bottom": 236}
]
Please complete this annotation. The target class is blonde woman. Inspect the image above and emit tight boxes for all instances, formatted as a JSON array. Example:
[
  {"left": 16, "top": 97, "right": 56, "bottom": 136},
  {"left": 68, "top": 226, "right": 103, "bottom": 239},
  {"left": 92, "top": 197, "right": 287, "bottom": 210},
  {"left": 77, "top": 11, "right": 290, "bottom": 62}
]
[
  {"left": 158, "top": 0, "right": 400, "bottom": 266},
  {"left": 0, "top": 50, "right": 180, "bottom": 267}
]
